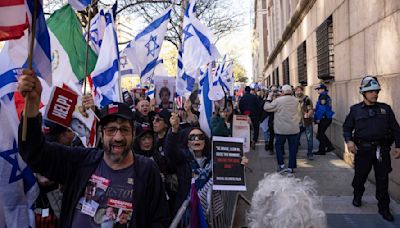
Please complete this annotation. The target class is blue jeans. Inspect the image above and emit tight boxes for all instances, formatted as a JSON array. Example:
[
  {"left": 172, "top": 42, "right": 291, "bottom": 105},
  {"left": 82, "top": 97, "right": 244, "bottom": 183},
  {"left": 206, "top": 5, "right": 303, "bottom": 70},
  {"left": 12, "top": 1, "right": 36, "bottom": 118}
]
[
  {"left": 275, "top": 134, "right": 299, "bottom": 169},
  {"left": 263, "top": 129, "right": 270, "bottom": 142},
  {"left": 298, "top": 125, "right": 313, "bottom": 155}
]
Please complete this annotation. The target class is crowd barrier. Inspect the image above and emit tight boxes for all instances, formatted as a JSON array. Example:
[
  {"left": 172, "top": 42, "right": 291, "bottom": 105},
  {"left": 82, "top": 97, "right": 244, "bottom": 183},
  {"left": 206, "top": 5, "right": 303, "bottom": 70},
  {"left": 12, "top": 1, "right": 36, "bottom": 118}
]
[{"left": 170, "top": 189, "right": 250, "bottom": 228}]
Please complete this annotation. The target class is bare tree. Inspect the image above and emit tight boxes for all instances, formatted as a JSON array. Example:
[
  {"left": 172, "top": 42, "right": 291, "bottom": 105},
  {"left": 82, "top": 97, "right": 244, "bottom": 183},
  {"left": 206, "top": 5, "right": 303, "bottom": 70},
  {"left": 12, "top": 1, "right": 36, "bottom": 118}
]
[{"left": 43, "top": 0, "right": 245, "bottom": 49}]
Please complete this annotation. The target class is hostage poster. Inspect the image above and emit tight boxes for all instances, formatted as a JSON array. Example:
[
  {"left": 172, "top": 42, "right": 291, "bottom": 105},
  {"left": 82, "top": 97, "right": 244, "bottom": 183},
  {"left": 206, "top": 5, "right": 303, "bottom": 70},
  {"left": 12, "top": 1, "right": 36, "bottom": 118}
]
[{"left": 212, "top": 136, "right": 246, "bottom": 191}]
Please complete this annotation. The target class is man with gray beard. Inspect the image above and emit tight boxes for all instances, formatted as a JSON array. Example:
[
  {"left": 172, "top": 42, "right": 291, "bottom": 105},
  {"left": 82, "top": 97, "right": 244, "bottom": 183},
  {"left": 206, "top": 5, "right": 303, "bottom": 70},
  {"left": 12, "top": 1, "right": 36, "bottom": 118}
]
[{"left": 17, "top": 70, "right": 168, "bottom": 227}]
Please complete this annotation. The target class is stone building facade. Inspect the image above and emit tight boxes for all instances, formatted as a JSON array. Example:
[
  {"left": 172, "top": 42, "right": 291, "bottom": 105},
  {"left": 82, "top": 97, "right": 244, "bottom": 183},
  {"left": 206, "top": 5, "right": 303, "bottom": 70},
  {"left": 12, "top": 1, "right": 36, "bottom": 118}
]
[{"left": 252, "top": 0, "right": 400, "bottom": 200}]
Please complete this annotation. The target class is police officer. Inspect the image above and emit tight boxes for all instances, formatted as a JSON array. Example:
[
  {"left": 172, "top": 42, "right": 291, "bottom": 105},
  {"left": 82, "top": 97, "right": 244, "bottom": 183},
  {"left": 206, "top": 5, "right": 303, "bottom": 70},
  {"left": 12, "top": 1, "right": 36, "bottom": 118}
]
[{"left": 343, "top": 76, "right": 400, "bottom": 221}]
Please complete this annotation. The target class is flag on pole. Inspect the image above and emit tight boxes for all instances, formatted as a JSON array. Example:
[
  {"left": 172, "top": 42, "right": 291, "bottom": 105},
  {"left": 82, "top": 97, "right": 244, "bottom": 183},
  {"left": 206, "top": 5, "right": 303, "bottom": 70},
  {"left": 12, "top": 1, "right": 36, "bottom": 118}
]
[
  {"left": 0, "top": 41, "right": 22, "bottom": 98},
  {"left": 176, "top": 47, "right": 196, "bottom": 97},
  {"left": 220, "top": 60, "right": 234, "bottom": 96},
  {"left": 124, "top": 7, "right": 172, "bottom": 85},
  {"left": 86, "top": 9, "right": 106, "bottom": 54},
  {"left": 181, "top": 0, "right": 220, "bottom": 74},
  {"left": 199, "top": 64, "right": 213, "bottom": 137},
  {"left": 47, "top": 4, "right": 98, "bottom": 87},
  {"left": 90, "top": 10, "right": 120, "bottom": 108},
  {"left": 208, "top": 62, "right": 225, "bottom": 101},
  {"left": 26, "top": 0, "right": 52, "bottom": 86},
  {"left": 0, "top": 95, "right": 39, "bottom": 228},
  {"left": 69, "top": 0, "right": 92, "bottom": 11},
  {"left": 0, "top": 0, "right": 29, "bottom": 41}
]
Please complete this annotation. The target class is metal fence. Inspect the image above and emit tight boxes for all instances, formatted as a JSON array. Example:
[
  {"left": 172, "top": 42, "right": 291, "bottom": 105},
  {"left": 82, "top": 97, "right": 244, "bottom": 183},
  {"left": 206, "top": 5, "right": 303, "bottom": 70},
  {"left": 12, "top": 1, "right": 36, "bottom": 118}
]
[{"left": 170, "top": 189, "right": 248, "bottom": 228}]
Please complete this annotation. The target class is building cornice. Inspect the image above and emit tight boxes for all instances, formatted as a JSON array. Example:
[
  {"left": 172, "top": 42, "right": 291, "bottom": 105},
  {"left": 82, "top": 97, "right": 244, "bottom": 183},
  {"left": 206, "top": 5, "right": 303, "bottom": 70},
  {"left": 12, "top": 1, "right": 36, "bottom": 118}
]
[{"left": 262, "top": 0, "right": 317, "bottom": 74}]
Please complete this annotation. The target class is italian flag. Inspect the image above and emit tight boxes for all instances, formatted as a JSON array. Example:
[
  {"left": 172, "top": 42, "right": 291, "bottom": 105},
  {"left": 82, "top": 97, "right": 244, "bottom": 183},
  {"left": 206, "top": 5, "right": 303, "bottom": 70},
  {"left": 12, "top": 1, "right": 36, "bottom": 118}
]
[{"left": 46, "top": 5, "right": 97, "bottom": 87}]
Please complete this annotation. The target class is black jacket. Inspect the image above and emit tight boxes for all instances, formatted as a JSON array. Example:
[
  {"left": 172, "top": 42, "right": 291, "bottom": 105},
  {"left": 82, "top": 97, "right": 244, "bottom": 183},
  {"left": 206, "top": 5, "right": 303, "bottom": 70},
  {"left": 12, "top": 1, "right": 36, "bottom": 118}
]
[
  {"left": 239, "top": 92, "right": 261, "bottom": 118},
  {"left": 164, "top": 130, "right": 192, "bottom": 215},
  {"left": 343, "top": 102, "right": 400, "bottom": 147},
  {"left": 18, "top": 115, "right": 169, "bottom": 228}
]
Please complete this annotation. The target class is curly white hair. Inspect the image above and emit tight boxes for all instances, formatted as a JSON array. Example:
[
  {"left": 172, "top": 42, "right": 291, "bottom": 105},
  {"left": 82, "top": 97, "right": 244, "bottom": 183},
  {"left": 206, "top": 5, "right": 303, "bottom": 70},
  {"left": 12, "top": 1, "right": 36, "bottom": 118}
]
[{"left": 248, "top": 173, "right": 327, "bottom": 228}]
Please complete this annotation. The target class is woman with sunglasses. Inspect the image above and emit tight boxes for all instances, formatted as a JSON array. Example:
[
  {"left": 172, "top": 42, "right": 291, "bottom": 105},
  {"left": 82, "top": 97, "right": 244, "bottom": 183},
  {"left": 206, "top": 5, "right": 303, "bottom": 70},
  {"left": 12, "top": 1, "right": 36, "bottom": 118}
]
[
  {"left": 165, "top": 113, "right": 248, "bottom": 217},
  {"left": 164, "top": 113, "right": 211, "bottom": 215}
]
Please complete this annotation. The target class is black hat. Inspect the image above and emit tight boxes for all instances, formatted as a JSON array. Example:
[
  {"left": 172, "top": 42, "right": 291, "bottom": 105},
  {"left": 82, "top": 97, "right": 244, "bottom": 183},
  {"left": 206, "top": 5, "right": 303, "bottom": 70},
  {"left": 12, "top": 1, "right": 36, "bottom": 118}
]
[
  {"left": 135, "top": 125, "right": 154, "bottom": 138},
  {"left": 155, "top": 109, "right": 171, "bottom": 125},
  {"left": 100, "top": 102, "right": 134, "bottom": 126},
  {"left": 43, "top": 119, "right": 68, "bottom": 136}
]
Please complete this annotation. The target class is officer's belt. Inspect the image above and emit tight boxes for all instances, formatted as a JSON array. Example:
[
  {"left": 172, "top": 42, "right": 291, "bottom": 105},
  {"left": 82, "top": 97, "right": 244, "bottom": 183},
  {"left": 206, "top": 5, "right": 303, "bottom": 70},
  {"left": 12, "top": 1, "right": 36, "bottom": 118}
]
[{"left": 356, "top": 140, "right": 382, "bottom": 148}]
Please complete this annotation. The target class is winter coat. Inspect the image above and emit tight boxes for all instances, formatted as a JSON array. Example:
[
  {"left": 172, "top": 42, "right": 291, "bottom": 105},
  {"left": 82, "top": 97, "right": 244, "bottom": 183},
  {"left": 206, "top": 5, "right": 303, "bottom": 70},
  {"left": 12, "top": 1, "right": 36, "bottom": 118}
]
[{"left": 264, "top": 95, "right": 301, "bottom": 135}]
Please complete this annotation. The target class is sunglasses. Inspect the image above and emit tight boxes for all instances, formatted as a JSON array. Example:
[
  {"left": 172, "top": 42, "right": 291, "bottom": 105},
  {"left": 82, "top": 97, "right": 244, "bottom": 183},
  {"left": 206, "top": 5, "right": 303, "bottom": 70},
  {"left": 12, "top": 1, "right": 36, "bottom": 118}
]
[{"left": 188, "top": 133, "right": 205, "bottom": 141}]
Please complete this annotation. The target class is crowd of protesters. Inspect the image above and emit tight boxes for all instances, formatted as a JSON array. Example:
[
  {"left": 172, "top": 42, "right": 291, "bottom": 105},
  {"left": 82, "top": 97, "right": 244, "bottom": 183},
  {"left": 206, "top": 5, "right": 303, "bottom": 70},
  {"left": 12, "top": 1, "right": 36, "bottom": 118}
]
[
  {"left": 15, "top": 69, "right": 400, "bottom": 227},
  {"left": 17, "top": 70, "right": 251, "bottom": 228}
]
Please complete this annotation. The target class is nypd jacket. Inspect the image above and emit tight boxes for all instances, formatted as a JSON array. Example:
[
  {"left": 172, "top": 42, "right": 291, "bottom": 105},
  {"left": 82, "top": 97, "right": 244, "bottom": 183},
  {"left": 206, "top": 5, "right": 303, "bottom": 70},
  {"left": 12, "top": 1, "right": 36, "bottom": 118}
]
[
  {"left": 314, "top": 91, "right": 334, "bottom": 121},
  {"left": 18, "top": 115, "right": 169, "bottom": 228},
  {"left": 342, "top": 102, "right": 400, "bottom": 147}
]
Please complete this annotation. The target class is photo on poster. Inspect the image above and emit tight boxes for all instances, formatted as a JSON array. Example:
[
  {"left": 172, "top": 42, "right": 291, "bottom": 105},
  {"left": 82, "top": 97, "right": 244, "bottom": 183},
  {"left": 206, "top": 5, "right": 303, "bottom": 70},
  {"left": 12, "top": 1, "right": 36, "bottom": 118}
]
[
  {"left": 154, "top": 76, "right": 176, "bottom": 111},
  {"left": 232, "top": 115, "right": 251, "bottom": 153},
  {"left": 212, "top": 136, "right": 246, "bottom": 191}
]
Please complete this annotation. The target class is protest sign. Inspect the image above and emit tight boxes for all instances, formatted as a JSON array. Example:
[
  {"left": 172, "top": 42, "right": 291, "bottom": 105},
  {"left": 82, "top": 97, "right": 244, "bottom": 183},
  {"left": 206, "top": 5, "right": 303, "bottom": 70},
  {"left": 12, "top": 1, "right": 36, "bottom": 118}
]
[
  {"left": 45, "top": 86, "right": 78, "bottom": 127},
  {"left": 154, "top": 76, "right": 175, "bottom": 111},
  {"left": 212, "top": 136, "right": 246, "bottom": 191},
  {"left": 232, "top": 115, "right": 251, "bottom": 153}
]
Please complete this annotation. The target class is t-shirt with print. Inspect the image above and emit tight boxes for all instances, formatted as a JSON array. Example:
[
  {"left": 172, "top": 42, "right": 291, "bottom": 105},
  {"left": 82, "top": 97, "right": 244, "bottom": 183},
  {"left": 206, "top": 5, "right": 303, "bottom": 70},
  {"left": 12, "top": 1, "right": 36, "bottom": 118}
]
[{"left": 71, "top": 159, "right": 135, "bottom": 228}]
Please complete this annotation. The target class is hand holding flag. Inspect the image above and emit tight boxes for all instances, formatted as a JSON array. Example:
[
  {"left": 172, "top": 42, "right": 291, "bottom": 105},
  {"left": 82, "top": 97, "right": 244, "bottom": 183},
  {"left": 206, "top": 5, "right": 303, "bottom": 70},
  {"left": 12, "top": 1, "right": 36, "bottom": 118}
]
[{"left": 17, "top": 70, "right": 42, "bottom": 118}]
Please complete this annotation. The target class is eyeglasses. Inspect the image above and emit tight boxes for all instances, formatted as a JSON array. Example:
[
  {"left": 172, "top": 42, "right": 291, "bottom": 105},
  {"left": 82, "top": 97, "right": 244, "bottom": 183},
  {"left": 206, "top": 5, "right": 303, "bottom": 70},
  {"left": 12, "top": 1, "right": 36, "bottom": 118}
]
[
  {"left": 188, "top": 133, "right": 205, "bottom": 141},
  {"left": 103, "top": 126, "right": 132, "bottom": 136}
]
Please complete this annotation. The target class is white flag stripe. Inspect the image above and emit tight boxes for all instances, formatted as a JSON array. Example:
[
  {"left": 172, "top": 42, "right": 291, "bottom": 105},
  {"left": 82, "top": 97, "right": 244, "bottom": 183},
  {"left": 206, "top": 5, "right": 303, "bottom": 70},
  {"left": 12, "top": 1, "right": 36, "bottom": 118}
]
[
  {"left": 0, "top": 5, "right": 26, "bottom": 27},
  {"left": 181, "top": 0, "right": 220, "bottom": 75},
  {"left": 124, "top": 7, "right": 171, "bottom": 85}
]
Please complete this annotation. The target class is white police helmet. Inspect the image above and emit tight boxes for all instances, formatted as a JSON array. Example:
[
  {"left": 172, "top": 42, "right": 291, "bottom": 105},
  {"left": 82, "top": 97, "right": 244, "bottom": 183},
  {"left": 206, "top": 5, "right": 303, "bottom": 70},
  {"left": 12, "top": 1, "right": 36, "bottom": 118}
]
[{"left": 359, "top": 75, "right": 381, "bottom": 94}]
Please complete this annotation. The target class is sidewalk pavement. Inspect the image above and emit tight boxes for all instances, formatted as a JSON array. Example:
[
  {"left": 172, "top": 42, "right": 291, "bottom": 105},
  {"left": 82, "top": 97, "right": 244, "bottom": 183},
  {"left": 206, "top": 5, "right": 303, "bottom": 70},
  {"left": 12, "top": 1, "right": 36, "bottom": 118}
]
[{"left": 234, "top": 132, "right": 400, "bottom": 228}]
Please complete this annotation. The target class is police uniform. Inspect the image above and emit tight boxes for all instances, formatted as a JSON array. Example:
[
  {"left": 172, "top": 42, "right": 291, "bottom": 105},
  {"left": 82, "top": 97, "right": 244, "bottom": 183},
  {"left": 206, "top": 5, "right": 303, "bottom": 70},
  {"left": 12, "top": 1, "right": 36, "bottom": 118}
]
[{"left": 343, "top": 81, "right": 400, "bottom": 220}]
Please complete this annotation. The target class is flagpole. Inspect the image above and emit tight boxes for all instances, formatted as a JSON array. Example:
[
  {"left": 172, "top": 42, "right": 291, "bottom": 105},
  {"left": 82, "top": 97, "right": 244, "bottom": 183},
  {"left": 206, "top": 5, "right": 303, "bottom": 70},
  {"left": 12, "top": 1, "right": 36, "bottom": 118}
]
[
  {"left": 83, "top": 6, "right": 93, "bottom": 95},
  {"left": 22, "top": 0, "right": 39, "bottom": 142}
]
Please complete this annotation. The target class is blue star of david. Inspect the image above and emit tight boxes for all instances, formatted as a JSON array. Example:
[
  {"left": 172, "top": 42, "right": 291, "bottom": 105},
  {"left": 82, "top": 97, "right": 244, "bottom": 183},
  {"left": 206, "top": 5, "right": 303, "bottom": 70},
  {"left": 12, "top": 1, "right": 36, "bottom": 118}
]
[
  {"left": 120, "top": 56, "right": 128, "bottom": 68},
  {"left": 0, "top": 140, "right": 23, "bottom": 184},
  {"left": 145, "top": 35, "right": 160, "bottom": 57},
  {"left": 182, "top": 24, "right": 194, "bottom": 53}
]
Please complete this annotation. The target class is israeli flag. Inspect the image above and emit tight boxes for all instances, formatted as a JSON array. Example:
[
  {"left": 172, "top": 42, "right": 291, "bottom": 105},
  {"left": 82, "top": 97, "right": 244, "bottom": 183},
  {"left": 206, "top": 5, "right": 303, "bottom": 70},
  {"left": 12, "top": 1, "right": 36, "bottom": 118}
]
[
  {"left": 0, "top": 42, "right": 22, "bottom": 98},
  {"left": 124, "top": 7, "right": 172, "bottom": 85},
  {"left": 86, "top": 9, "right": 106, "bottom": 54},
  {"left": 146, "top": 58, "right": 164, "bottom": 99},
  {"left": 181, "top": 0, "right": 220, "bottom": 74},
  {"left": 69, "top": 0, "right": 92, "bottom": 11},
  {"left": 90, "top": 10, "right": 120, "bottom": 108},
  {"left": 176, "top": 47, "right": 196, "bottom": 97},
  {"left": 208, "top": 62, "right": 225, "bottom": 101},
  {"left": 220, "top": 60, "right": 234, "bottom": 96},
  {"left": 198, "top": 64, "right": 213, "bottom": 137},
  {"left": 26, "top": 0, "right": 52, "bottom": 86},
  {"left": 0, "top": 96, "right": 39, "bottom": 228}
]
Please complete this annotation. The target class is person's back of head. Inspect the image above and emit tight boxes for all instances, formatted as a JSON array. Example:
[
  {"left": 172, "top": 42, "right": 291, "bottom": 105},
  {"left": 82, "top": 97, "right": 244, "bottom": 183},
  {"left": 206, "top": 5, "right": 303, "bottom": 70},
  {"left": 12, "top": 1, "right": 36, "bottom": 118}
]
[
  {"left": 245, "top": 86, "right": 251, "bottom": 93},
  {"left": 43, "top": 120, "right": 75, "bottom": 145},
  {"left": 248, "top": 173, "right": 327, "bottom": 228},
  {"left": 281, "top": 84, "right": 293, "bottom": 95}
]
